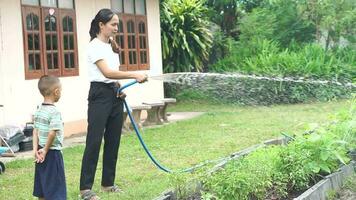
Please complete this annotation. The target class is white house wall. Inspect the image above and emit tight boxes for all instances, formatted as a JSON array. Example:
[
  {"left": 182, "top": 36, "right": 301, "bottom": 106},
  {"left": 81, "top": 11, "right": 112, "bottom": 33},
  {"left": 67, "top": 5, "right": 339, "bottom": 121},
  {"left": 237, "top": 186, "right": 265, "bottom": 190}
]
[{"left": 0, "top": 0, "right": 163, "bottom": 136}]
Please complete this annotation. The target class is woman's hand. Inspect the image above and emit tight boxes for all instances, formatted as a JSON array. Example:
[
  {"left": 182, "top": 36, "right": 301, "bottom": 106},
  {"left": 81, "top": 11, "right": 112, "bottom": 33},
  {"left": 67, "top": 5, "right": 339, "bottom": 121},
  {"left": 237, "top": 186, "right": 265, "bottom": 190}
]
[{"left": 135, "top": 73, "right": 148, "bottom": 83}]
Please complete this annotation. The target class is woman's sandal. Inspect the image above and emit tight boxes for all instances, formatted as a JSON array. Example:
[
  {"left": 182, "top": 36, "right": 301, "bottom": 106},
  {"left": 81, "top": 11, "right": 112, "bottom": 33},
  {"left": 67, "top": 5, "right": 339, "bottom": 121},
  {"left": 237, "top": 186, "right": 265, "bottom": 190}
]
[
  {"left": 81, "top": 190, "right": 100, "bottom": 200},
  {"left": 101, "top": 185, "right": 123, "bottom": 193}
]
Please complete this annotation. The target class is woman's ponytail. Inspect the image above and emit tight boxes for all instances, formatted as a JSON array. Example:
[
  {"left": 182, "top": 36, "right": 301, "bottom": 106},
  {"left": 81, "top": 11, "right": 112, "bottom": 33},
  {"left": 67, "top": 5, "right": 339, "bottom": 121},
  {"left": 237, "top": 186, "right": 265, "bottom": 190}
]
[{"left": 89, "top": 19, "right": 99, "bottom": 41}]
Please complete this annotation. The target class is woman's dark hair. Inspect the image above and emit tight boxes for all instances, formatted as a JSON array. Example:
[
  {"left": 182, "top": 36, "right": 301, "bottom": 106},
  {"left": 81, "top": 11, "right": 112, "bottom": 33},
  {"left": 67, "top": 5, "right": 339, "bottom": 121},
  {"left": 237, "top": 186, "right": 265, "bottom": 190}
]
[{"left": 89, "top": 9, "right": 116, "bottom": 41}]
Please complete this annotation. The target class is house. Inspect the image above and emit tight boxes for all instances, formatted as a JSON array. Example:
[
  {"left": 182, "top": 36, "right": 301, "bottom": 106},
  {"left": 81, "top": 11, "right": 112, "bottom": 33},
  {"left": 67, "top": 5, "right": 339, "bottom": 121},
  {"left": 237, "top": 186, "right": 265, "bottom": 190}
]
[{"left": 0, "top": 0, "right": 164, "bottom": 137}]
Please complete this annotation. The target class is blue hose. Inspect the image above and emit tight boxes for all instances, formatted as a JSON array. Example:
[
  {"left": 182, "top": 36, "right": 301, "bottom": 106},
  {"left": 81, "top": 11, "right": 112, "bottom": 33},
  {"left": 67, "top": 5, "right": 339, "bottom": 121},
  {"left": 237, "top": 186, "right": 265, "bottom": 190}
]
[{"left": 118, "top": 80, "right": 227, "bottom": 173}]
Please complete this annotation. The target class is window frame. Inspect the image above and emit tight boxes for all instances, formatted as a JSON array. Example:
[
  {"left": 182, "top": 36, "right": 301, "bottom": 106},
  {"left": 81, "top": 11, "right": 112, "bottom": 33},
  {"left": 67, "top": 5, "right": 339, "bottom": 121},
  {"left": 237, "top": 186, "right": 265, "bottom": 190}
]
[
  {"left": 21, "top": 1, "right": 78, "bottom": 80},
  {"left": 112, "top": 0, "right": 150, "bottom": 71}
]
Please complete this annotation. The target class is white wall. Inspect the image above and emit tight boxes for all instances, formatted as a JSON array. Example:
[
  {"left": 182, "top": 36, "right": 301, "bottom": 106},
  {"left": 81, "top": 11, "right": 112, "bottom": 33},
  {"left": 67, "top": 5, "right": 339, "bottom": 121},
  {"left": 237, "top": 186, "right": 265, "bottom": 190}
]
[
  {"left": 0, "top": 0, "right": 164, "bottom": 131},
  {"left": 0, "top": 6, "right": 4, "bottom": 126}
]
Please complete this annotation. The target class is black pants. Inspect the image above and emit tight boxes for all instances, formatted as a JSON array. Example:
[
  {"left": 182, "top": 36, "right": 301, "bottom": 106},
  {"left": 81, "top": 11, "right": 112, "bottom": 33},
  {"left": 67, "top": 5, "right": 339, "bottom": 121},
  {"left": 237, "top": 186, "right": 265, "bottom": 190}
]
[{"left": 80, "top": 82, "right": 124, "bottom": 190}]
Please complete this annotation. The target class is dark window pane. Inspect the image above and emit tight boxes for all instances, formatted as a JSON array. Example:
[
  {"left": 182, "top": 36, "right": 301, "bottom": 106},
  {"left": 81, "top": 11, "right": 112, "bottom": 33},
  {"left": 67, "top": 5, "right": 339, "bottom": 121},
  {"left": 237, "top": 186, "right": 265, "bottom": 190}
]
[
  {"left": 53, "top": 53, "right": 58, "bottom": 69},
  {"left": 63, "top": 35, "right": 68, "bottom": 50},
  {"left": 26, "top": 14, "right": 39, "bottom": 30},
  {"left": 28, "top": 34, "right": 34, "bottom": 50},
  {"left": 47, "top": 53, "right": 53, "bottom": 69},
  {"left": 26, "top": 15, "right": 32, "bottom": 30},
  {"left": 143, "top": 36, "right": 147, "bottom": 48},
  {"left": 129, "top": 51, "right": 137, "bottom": 64},
  {"left": 127, "top": 21, "right": 134, "bottom": 33},
  {"left": 129, "top": 36, "right": 132, "bottom": 48},
  {"left": 119, "top": 20, "right": 123, "bottom": 33},
  {"left": 27, "top": 14, "right": 38, "bottom": 30},
  {"left": 28, "top": 54, "right": 34, "bottom": 70},
  {"left": 119, "top": 35, "right": 124, "bottom": 48},
  {"left": 34, "top": 34, "right": 40, "bottom": 50},
  {"left": 139, "top": 36, "right": 143, "bottom": 49},
  {"left": 68, "top": 17, "right": 73, "bottom": 32},
  {"left": 139, "top": 22, "right": 145, "bottom": 33},
  {"left": 52, "top": 35, "right": 57, "bottom": 50},
  {"left": 45, "top": 16, "right": 56, "bottom": 31},
  {"left": 133, "top": 51, "right": 137, "bottom": 64},
  {"left": 131, "top": 35, "right": 135, "bottom": 48},
  {"left": 69, "top": 35, "right": 74, "bottom": 50},
  {"left": 120, "top": 51, "right": 125, "bottom": 64},
  {"left": 64, "top": 53, "right": 69, "bottom": 68},
  {"left": 46, "top": 34, "right": 52, "bottom": 50},
  {"left": 62, "top": 17, "right": 68, "bottom": 32},
  {"left": 129, "top": 51, "right": 132, "bottom": 64},
  {"left": 70, "top": 53, "right": 74, "bottom": 68},
  {"left": 35, "top": 54, "right": 41, "bottom": 70},
  {"left": 33, "top": 15, "right": 39, "bottom": 30}
]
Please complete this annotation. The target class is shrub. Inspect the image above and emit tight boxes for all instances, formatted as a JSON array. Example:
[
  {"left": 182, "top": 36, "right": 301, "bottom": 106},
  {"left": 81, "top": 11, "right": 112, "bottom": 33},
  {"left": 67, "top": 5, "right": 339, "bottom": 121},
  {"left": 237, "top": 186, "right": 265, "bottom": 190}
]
[{"left": 161, "top": 0, "right": 213, "bottom": 72}]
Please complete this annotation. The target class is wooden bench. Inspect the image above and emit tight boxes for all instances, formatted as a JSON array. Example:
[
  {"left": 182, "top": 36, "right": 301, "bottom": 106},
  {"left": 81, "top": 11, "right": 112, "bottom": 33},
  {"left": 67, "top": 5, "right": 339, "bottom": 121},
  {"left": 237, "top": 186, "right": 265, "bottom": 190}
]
[
  {"left": 142, "top": 101, "right": 165, "bottom": 126},
  {"left": 123, "top": 104, "right": 152, "bottom": 131},
  {"left": 160, "top": 98, "right": 177, "bottom": 123}
]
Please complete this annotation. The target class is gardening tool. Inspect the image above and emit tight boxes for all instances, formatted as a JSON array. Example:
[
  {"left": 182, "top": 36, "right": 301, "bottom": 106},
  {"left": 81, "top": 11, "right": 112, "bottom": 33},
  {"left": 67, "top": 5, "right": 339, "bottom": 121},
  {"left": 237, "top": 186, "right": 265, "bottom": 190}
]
[
  {"left": 0, "top": 135, "right": 15, "bottom": 157},
  {"left": 118, "top": 80, "right": 228, "bottom": 173},
  {"left": 0, "top": 134, "right": 16, "bottom": 175}
]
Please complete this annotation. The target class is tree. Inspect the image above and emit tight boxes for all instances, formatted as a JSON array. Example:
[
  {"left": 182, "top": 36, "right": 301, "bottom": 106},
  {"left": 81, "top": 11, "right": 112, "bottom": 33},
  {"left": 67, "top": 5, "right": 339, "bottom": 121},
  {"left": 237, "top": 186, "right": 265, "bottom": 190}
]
[
  {"left": 298, "top": 0, "right": 356, "bottom": 49},
  {"left": 205, "top": 0, "right": 242, "bottom": 38}
]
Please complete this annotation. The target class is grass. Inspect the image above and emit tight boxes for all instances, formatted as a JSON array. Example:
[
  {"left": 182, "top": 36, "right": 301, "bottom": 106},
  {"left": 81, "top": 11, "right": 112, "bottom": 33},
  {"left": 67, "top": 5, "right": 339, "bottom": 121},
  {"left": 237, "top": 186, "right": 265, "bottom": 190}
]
[{"left": 0, "top": 100, "right": 350, "bottom": 199}]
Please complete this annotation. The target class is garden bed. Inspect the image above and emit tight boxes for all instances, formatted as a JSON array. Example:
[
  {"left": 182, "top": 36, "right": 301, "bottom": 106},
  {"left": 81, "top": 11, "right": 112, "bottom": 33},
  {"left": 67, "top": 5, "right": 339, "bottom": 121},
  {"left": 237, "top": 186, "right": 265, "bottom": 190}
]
[
  {"left": 154, "top": 137, "right": 289, "bottom": 200},
  {"left": 155, "top": 154, "right": 355, "bottom": 200}
]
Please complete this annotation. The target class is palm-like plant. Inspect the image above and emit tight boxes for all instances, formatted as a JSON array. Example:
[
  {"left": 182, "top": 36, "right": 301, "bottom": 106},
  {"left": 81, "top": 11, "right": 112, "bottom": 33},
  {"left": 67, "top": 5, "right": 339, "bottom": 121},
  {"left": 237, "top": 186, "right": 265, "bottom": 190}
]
[{"left": 161, "top": 0, "right": 213, "bottom": 72}]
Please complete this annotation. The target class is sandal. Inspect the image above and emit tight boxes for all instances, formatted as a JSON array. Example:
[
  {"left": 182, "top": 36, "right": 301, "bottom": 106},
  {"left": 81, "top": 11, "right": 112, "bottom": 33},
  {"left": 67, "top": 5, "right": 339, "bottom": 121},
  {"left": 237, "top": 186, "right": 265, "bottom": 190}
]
[
  {"left": 81, "top": 190, "right": 100, "bottom": 200},
  {"left": 101, "top": 185, "right": 123, "bottom": 193}
]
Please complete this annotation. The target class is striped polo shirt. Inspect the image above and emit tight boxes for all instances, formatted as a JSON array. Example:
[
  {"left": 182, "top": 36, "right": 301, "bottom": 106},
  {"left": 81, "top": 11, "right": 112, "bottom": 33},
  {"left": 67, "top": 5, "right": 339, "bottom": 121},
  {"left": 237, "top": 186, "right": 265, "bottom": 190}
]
[{"left": 34, "top": 103, "right": 64, "bottom": 150}]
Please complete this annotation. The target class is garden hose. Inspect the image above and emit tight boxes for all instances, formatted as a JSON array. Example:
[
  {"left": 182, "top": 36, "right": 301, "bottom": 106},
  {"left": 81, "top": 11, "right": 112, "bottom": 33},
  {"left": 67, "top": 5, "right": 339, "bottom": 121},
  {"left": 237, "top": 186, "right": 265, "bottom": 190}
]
[{"left": 118, "top": 80, "right": 228, "bottom": 173}]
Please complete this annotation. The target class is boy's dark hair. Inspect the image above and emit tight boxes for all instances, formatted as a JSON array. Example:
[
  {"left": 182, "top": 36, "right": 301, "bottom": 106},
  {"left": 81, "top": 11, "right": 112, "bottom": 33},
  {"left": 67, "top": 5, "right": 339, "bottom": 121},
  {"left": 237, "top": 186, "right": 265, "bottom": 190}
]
[{"left": 38, "top": 75, "right": 60, "bottom": 97}]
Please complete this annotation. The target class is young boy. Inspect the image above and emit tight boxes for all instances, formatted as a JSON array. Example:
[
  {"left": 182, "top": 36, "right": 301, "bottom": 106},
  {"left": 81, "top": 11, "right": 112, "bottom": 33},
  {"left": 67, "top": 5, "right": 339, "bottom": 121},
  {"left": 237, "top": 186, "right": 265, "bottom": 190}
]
[{"left": 33, "top": 75, "right": 66, "bottom": 200}]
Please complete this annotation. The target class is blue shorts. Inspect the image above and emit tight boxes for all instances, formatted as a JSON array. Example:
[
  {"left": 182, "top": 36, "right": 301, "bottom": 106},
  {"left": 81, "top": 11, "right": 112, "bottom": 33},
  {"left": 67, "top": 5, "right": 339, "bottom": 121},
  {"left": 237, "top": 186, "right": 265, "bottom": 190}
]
[{"left": 33, "top": 148, "right": 66, "bottom": 200}]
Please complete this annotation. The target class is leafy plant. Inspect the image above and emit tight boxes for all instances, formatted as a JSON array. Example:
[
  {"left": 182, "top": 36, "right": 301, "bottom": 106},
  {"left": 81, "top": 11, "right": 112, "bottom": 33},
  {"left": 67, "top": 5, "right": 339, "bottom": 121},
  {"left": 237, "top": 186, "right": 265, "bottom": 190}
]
[{"left": 161, "top": 0, "right": 213, "bottom": 72}]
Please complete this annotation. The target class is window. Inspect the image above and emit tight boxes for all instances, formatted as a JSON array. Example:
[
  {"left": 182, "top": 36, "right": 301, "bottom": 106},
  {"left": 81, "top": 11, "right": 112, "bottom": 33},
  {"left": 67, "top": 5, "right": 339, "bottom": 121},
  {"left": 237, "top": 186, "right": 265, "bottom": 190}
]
[
  {"left": 21, "top": 0, "right": 78, "bottom": 79},
  {"left": 111, "top": 0, "right": 149, "bottom": 71}
]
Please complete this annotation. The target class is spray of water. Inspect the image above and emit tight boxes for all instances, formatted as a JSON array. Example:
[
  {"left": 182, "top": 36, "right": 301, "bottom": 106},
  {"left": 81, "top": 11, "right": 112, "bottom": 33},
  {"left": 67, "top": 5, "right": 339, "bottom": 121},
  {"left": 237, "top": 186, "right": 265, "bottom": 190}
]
[
  {"left": 149, "top": 72, "right": 355, "bottom": 105},
  {"left": 150, "top": 72, "right": 355, "bottom": 87}
]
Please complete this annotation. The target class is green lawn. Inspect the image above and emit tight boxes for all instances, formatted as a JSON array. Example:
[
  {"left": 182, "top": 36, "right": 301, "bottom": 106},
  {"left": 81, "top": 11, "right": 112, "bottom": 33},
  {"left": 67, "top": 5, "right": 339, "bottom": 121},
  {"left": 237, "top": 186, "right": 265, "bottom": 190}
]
[{"left": 0, "top": 100, "right": 351, "bottom": 199}]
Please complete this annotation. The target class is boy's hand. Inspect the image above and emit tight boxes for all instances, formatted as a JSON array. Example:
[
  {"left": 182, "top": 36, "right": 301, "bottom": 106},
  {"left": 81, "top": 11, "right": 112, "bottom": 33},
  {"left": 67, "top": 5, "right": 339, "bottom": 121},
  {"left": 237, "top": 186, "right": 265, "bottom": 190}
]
[
  {"left": 37, "top": 149, "right": 48, "bottom": 163},
  {"left": 33, "top": 149, "right": 41, "bottom": 163}
]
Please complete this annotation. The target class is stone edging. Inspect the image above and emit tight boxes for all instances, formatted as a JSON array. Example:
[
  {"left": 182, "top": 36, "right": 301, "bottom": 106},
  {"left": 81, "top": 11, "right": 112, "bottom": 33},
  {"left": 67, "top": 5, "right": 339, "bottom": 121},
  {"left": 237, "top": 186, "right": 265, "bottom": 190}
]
[{"left": 294, "top": 161, "right": 355, "bottom": 200}]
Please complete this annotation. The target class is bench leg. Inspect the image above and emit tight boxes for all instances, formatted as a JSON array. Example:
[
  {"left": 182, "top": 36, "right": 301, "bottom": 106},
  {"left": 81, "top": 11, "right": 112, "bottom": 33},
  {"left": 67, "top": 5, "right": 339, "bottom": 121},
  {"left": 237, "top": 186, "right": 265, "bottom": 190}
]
[
  {"left": 160, "top": 104, "right": 169, "bottom": 123},
  {"left": 130, "top": 110, "right": 143, "bottom": 129},
  {"left": 122, "top": 112, "right": 130, "bottom": 132},
  {"left": 143, "top": 107, "right": 163, "bottom": 126}
]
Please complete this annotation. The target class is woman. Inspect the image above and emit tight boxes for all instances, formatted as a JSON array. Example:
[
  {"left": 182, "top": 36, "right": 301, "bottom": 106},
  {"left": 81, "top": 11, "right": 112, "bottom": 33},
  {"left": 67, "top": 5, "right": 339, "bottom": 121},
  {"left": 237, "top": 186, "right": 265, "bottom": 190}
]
[{"left": 80, "top": 8, "right": 147, "bottom": 200}]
